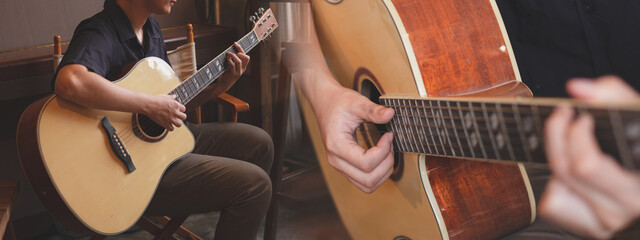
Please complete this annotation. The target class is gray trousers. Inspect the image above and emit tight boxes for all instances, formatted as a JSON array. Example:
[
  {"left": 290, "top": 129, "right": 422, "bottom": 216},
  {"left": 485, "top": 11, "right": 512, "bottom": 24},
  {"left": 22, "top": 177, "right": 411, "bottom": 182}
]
[{"left": 145, "top": 122, "right": 274, "bottom": 240}]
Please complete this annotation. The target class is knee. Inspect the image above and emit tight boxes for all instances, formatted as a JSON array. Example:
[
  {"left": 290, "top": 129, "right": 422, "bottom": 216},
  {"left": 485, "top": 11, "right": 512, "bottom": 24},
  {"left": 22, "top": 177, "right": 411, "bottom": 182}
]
[
  {"left": 244, "top": 167, "right": 272, "bottom": 208},
  {"left": 245, "top": 125, "right": 274, "bottom": 172}
]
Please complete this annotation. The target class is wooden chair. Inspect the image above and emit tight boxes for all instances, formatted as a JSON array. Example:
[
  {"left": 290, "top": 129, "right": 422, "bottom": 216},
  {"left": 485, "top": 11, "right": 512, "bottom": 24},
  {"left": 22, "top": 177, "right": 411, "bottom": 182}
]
[
  {"left": 52, "top": 24, "right": 249, "bottom": 240},
  {"left": 0, "top": 181, "right": 18, "bottom": 240}
]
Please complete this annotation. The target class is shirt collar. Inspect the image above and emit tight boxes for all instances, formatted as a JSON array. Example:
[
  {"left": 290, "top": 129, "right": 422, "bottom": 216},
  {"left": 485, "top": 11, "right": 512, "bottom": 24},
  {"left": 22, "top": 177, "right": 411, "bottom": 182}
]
[{"left": 104, "top": 0, "right": 161, "bottom": 43}]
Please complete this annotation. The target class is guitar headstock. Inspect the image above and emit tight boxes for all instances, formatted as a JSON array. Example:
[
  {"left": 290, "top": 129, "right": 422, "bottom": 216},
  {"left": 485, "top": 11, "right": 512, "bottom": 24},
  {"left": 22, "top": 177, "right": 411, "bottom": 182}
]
[{"left": 250, "top": 8, "right": 278, "bottom": 41}]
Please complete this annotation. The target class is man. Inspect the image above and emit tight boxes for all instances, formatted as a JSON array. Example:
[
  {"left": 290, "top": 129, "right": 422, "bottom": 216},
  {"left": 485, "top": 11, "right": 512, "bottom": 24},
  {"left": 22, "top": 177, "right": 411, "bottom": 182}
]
[
  {"left": 291, "top": 1, "right": 640, "bottom": 239},
  {"left": 54, "top": 0, "right": 273, "bottom": 239}
]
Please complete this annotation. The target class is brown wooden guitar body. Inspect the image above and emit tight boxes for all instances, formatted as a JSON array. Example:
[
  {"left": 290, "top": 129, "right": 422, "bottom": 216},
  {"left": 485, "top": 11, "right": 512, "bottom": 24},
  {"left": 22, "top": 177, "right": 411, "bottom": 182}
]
[{"left": 300, "top": 0, "right": 537, "bottom": 239}]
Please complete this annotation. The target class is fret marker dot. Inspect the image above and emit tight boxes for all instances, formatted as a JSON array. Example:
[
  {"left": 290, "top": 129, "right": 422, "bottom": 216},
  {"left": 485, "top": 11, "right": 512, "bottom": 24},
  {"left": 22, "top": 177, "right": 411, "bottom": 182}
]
[
  {"left": 524, "top": 117, "right": 534, "bottom": 133},
  {"left": 464, "top": 112, "right": 472, "bottom": 129},
  {"left": 470, "top": 132, "right": 478, "bottom": 147},
  {"left": 528, "top": 134, "right": 538, "bottom": 150},
  {"left": 496, "top": 133, "right": 504, "bottom": 149},
  {"left": 490, "top": 113, "right": 499, "bottom": 131},
  {"left": 626, "top": 122, "right": 640, "bottom": 140}
]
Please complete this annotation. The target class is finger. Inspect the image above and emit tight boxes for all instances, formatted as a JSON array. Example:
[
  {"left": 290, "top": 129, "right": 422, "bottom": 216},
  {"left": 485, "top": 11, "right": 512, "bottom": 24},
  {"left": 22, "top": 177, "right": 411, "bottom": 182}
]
[
  {"left": 176, "top": 112, "right": 187, "bottom": 121},
  {"left": 164, "top": 122, "right": 174, "bottom": 131},
  {"left": 539, "top": 179, "right": 609, "bottom": 239},
  {"left": 228, "top": 53, "right": 242, "bottom": 73},
  {"left": 178, "top": 103, "right": 186, "bottom": 112},
  {"left": 544, "top": 104, "right": 574, "bottom": 177},
  {"left": 340, "top": 165, "right": 393, "bottom": 194},
  {"left": 353, "top": 97, "right": 395, "bottom": 124},
  {"left": 327, "top": 148, "right": 394, "bottom": 190},
  {"left": 169, "top": 94, "right": 177, "bottom": 100},
  {"left": 566, "top": 113, "right": 613, "bottom": 189},
  {"left": 567, "top": 76, "right": 639, "bottom": 103},
  {"left": 227, "top": 53, "right": 240, "bottom": 72},
  {"left": 330, "top": 130, "right": 394, "bottom": 172},
  {"left": 172, "top": 119, "right": 183, "bottom": 128},
  {"left": 237, "top": 53, "right": 250, "bottom": 70},
  {"left": 233, "top": 42, "right": 245, "bottom": 54}
]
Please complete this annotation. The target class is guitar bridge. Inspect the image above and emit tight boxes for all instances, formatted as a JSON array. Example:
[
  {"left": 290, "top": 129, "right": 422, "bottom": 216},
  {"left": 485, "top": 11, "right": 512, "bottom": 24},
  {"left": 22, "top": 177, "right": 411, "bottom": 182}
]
[{"left": 101, "top": 117, "right": 136, "bottom": 173}]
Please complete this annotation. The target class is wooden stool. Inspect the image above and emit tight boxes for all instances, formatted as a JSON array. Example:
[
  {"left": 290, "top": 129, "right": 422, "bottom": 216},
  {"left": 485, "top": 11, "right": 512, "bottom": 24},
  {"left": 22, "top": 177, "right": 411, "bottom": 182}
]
[{"left": 0, "top": 181, "right": 18, "bottom": 240}]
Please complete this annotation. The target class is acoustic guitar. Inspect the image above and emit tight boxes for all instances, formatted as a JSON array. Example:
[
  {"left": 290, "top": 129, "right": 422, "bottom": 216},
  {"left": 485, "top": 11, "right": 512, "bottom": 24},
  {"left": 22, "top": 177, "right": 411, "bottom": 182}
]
[
  {"left": 16, "top": 9, "right": 277, "bottom": 235},
  {"left": 297, "top": 1, "right": 640, "bottom": 240}
]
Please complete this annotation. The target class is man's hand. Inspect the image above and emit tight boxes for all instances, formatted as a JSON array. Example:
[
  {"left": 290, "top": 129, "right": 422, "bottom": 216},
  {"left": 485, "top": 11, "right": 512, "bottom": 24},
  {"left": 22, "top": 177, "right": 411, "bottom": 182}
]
[
  {"left": 314, "top": 85, "right": 395, "bottom": 193},
  {"left": 540, "top": 76, "right": 640, "bottom": 239},
  {"left": 142, "top": 94, "right": 187, "bottom": 131},
  {"left": 217, "top": 42, "right": 250, "bottom": 93},
  {"left": 185, "top": 42, "right": 250, "bottom": 113}
]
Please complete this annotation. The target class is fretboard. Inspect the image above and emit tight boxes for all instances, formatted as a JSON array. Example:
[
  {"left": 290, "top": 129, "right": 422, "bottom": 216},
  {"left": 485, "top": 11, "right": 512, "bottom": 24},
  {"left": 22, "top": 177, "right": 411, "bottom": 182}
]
[
  {"left": 381, "top": 96, "right": 640, "bottom": 171},
  {"left": 168, "top": 31, "right": 261, "bottom": 105}
]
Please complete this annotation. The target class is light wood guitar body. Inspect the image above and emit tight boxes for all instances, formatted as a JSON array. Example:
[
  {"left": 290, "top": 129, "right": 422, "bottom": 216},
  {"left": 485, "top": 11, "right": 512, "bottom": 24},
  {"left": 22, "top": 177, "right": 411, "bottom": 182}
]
[
  {"left": 17, "top": 58, "right": 195, "bottom": 235},
  {"left": 299, "top": 0, "right": 537, "bottom": 239}
]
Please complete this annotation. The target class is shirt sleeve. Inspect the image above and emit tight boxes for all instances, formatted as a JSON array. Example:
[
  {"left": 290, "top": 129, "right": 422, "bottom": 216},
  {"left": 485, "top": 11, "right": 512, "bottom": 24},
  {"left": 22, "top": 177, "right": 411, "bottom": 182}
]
[{"left": 52, "top": 21, "right": 114, "bottom": 89}]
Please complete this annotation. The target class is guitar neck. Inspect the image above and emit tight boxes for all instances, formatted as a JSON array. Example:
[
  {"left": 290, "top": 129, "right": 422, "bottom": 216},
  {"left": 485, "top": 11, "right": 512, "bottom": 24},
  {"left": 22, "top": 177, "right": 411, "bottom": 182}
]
[
  {"left": 168, "top": 30, "right": 261, "bottom": 105},
  {"left": 381, "top": 96, "right": 640, "bottom": 170}
]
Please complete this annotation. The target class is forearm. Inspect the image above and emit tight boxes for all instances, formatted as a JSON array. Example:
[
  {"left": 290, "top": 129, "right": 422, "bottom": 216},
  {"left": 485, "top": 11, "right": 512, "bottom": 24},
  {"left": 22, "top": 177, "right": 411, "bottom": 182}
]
[{"left": 54, "top": 64, "right": 153, "bottom": 114}]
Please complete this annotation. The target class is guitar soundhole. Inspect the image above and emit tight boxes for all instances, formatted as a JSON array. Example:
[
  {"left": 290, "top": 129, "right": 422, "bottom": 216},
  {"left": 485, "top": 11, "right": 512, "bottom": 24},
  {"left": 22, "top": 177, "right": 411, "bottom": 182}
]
[
  {"left": 394, "top": 236, "right": 411, "bottom": 240},
  {"left": 132, "top": 113, "right": 168, "bottom": 142}
]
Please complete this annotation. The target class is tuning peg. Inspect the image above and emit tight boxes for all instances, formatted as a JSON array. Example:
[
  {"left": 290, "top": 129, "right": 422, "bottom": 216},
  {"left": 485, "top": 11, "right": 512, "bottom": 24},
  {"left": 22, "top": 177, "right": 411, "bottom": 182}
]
[
  {"left": 258, "top": 8, "right": 265, "bottom": 16},
  {"left": 249, "top": 15, "right": 257, "bottom": 24}
]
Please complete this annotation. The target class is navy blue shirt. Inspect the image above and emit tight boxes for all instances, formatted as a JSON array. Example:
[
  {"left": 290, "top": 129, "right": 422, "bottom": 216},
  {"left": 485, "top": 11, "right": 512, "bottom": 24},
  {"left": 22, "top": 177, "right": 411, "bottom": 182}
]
[
  {"left": 54, "top": 0, "right": 169, "bottom": 85},
  {"left": 497, "top": 0, "right": 640, "bottom": 97}
]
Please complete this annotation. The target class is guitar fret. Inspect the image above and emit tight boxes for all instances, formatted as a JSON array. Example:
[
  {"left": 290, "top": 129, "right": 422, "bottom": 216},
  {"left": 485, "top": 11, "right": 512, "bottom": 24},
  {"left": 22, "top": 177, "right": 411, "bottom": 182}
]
[
  {"left": 417, "top": 100, "right": 434, "bottom": 154},
  {"left": 512, "top": 103, "right": 534, "bottom": 163},
  {"left": 195, "top": 73, "right": 205, "bottom": 86},
  {"left": 403, "top": 100, "right": 416, "bottom": 153},
  {"left": 382, "top": 99, "right": 397, "bottom": 149},
  {"left": 403, "top": 99, "right": 418, "bottom": 153},
  {"left": 185, "top": 79, "right": 195, "bottom": 98},
  {"left": 192, "top": 77, "right": 200, "bottom": 89},
  {"left": 469, "top": 102, "right": 488, "bottom": 159},
  {"left": 437, "top": 100, "right": 456, "bottom": 157},
  {"left": 429, "top": 100, "right": 448, "bottom": 155},
  {"left": 422, "top": 100, "right": 440, "bottom": 155},
  {"left": 609, "top": 109, "right": 635, "bottom": 169},
  {"left": 458, "top": 102, "right": 476, "bottom": 159},
  {"left": 393, "top": 99, "right": 409, "bottom": 152},
  {"left": 409, "top": 100, "right": 428, "bottom": 154},
  {"left": 481, "top": 102, "right": 501, "bottom": 160},
  {"left": 496, "top": 103, "right": 517, "bottom": 162},
  {"left": 529, "top": 104, "right": 547, "bottom": 163},
  {"left": 447, "top": 101, "right": 466, "bottom": 158}
]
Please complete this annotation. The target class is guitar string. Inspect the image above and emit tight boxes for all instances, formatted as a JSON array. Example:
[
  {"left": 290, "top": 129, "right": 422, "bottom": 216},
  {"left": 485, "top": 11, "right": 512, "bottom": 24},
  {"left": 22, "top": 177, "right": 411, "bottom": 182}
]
[{"left": 358, "top": 104, "right": 623, "bottom": 159}]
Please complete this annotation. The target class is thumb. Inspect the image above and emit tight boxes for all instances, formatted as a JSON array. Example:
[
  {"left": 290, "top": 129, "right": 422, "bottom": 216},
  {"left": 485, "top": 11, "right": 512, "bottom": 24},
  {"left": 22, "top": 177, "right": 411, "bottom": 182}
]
[
  {"left": 357, "top": 99, "right": 395, "bottom": 124},
  {"left": 567, "top": 76, "right": 639, "bottom": 103}
]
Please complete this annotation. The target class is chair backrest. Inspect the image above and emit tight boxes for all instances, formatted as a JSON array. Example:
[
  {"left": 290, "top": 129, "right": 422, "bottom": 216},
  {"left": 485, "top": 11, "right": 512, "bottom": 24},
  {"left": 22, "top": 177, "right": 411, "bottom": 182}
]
[
  {"left": 166, "top": 24, "right": 196, "bottom": 82},
  {"left": 53, "top": 35, "right": 63, "bottom": 71}
]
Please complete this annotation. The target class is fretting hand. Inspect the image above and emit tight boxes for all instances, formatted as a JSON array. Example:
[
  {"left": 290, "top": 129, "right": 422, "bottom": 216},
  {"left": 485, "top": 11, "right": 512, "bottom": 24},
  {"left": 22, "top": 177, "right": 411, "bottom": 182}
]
[{"left": 540, "top": 76, "right": 640, "bottom": 239}]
